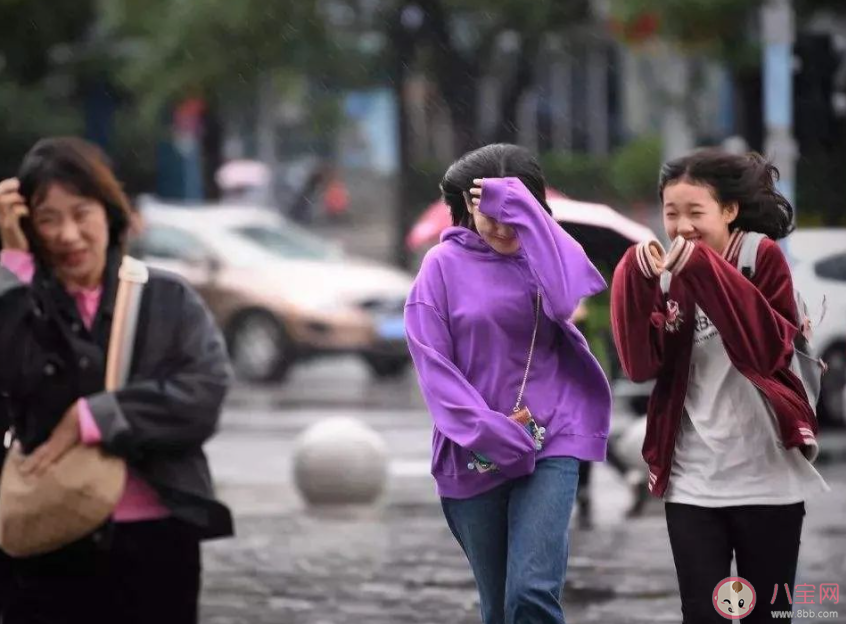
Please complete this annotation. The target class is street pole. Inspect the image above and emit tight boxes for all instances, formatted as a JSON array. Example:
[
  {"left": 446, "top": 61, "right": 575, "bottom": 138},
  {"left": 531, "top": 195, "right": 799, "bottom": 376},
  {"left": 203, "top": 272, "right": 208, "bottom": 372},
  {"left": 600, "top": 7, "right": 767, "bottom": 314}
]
[
  {"left": 762, "top": 0, "right": 798, "bottom": 214},
  {"left": 661, "top": 42, "right": 695, "bottom": 162},
  {"left": 390, "top": 3, "right": 423, "bottom": 270}
]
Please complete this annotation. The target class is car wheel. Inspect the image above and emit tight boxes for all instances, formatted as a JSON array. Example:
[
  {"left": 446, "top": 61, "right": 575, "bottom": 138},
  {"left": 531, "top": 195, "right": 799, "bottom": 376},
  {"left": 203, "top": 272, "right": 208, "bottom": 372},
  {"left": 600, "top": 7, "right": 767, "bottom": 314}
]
[
  {"left": 819, "top": 343, "right": 846, "bottom": 427},
  {"left": 227, "top": 311, "right": 294, "bottom": 383},
  {"left": 364, "top": 354, "right": 410, "bottom": 379}
]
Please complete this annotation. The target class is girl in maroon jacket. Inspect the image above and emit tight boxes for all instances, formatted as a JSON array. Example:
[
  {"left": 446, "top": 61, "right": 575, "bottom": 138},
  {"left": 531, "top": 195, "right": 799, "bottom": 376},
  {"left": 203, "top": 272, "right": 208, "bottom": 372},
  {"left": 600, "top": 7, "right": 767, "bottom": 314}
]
[{"left": 611, "top": 149, "right": 828, "bottom": 623}]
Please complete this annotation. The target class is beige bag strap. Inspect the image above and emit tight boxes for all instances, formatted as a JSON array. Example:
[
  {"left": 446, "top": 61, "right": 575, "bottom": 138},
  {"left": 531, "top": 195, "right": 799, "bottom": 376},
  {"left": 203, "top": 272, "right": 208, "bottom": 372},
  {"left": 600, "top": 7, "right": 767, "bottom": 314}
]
[
  {"left": 105, "top": 257, "right": 149, "bottom": 391},
  {"left": 2, "top": 257, "right": 148, "bottom": 450}
]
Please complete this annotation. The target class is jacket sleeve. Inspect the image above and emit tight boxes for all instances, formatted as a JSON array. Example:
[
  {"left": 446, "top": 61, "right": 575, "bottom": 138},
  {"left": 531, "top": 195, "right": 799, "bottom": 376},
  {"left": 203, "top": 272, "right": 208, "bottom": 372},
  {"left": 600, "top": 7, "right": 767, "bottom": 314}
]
[
  {"left": 665, "top": 236, "right": 797, "bottom": 376},
  {"left": 478, "top": 177, "right": 607, "bottom": 326},
  {"left": 84, "top": 282, "right": 233, "bottom": 457},
  {"left": 610, "top": 242, "right": 667, "bottom": 382},
  {"left": 405, "top": 298, "right": 536, "bottom": 478}
]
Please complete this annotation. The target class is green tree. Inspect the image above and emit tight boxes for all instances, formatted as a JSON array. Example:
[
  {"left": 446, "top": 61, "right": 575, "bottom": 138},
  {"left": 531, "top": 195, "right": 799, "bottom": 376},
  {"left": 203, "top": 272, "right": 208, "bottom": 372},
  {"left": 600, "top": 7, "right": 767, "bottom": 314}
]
[
  {"left": 0, "top": 0, "right": 96, "bottom": 176},
  {"left": 100, "top": 0, "right": 334, "bottom": 197},
  {"left": 101, "top": 0, "right": 327, "bottom": 118}
]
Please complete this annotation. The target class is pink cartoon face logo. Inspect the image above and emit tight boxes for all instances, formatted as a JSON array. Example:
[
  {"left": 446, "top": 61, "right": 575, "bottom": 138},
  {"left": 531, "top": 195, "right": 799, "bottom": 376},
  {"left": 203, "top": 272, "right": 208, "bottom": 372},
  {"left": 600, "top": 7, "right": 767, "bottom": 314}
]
[{"left": 713, "top": 577, "right": 757, "bottom": 619}]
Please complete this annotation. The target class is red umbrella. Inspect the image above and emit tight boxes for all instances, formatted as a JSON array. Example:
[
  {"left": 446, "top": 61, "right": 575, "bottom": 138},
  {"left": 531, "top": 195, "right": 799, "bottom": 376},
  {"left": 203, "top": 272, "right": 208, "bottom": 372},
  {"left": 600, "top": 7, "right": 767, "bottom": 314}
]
[{"left": 406, "top": 190, "right": 657, "bottom": 267}]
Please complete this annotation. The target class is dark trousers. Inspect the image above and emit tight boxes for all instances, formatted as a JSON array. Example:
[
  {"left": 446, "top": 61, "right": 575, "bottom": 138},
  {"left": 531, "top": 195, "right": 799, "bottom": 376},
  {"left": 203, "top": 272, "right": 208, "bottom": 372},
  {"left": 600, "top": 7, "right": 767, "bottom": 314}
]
[
  {"left": 2, "top": 519, "right": 201, "bottom": 624},
  {"left": 665, "top": 502, "right": 805, "bottom": 624}
]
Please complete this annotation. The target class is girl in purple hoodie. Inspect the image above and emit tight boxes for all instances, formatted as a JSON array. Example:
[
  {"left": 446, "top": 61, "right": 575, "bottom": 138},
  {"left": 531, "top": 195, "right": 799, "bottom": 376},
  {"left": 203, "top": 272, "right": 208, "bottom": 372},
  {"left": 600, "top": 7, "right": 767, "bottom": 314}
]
[{"left": 405, "top": 144, "right": 612, "bottom": 624}]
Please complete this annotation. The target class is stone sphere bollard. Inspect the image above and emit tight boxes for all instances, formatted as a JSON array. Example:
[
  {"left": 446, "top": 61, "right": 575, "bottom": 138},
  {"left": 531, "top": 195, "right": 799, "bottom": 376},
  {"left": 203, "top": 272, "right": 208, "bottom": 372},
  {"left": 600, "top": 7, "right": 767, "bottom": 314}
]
[{"left": 292, "top": 417, "right": 388, "bottom": 506}]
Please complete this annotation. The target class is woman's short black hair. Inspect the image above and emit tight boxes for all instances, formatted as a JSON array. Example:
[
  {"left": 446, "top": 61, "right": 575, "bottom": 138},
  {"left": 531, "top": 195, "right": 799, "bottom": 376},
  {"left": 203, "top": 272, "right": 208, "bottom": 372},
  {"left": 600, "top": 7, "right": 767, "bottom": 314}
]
[
  {"left": 441, "top": 143, "right": 552, "bottom": 229},
  {"left": 17, "top": 137, "right": 132, "bottom": 255},
  {"left": 658, "top": 148, "right": 795, "bottom": 240}
]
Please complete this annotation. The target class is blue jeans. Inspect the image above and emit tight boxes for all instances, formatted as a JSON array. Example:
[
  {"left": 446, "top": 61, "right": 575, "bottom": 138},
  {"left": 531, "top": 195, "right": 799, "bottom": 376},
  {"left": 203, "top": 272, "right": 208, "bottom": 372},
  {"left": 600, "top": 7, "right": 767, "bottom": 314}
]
[{"left": 441, "top": 457, "right": 580, "bottom": 624}]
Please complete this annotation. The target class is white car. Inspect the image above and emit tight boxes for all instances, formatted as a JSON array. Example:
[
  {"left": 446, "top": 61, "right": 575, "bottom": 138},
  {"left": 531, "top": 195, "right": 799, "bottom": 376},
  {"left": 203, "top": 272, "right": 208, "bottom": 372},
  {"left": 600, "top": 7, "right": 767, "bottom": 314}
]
[
  {"left": 789, "top": 229, "right": 846, "bottom": 426},
  {"left": 132, "top": 201, "right": 414, "bottom": 383}
]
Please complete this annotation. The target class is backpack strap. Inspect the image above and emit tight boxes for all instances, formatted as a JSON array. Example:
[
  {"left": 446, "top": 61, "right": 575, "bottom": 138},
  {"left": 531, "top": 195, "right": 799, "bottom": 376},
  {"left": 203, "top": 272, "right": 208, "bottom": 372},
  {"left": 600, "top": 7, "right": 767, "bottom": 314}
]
[{"left": 737, "top": 232, "right": 767, "bottom": 279}]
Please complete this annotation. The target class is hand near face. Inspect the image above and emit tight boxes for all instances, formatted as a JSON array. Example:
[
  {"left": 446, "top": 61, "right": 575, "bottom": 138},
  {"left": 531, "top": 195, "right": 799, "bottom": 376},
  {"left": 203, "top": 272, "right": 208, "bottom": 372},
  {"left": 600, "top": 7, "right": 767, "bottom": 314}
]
[
  {"left": 465, "top": 179, "right": 520, "bottom": 255},
  {"left": 468, "top": 179, "right": 483, "bottom": 208},
  {"left": 0, "top": 177, "right": 30, "bottom": 252}
]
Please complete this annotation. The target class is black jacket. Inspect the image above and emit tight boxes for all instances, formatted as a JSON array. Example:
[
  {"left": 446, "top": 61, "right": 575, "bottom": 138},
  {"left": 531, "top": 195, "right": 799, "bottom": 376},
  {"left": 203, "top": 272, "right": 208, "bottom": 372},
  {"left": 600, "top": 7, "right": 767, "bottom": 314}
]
[{"left": 0, "top": 249, "right": 234, "bottom": 540}]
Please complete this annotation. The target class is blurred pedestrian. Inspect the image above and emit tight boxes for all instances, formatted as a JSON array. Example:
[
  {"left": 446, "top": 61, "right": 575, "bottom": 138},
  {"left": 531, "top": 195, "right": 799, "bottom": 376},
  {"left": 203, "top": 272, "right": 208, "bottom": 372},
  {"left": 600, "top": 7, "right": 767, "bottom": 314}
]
[
  {"left": 405, "top": 143, "right": 611, "bottom": 624},
  {"left": 289, "top": 160, "right": 330, "bottom": 224},
  {"left": 322, "top": 167, "right": 350, "bottom": 221},
  {"left": 0, "top": 137, "right": 234, "bottom": 624},
  {"left": 611, "top": 148, "right": 829, "bottom": 623}
]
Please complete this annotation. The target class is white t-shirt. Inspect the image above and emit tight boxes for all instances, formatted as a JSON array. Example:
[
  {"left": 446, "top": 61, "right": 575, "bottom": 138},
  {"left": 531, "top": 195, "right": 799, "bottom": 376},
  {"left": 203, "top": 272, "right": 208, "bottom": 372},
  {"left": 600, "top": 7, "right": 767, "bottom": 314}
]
[{"left": 665, "top": 306, "right": 829, "bottom": 507}]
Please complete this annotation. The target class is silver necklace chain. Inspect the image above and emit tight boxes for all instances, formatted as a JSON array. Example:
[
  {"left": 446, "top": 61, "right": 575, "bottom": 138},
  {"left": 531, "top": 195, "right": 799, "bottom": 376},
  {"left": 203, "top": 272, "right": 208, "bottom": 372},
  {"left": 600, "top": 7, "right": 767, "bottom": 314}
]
[{"left": 513, "top": 288, "right": 541, "bottom": 413}]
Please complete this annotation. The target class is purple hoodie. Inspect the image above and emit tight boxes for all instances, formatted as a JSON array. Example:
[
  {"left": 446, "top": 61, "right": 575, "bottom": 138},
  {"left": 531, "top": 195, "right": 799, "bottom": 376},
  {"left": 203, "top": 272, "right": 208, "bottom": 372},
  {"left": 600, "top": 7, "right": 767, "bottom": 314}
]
[{"left": 405, "top": 177, "right": 612, "bottom": 499}]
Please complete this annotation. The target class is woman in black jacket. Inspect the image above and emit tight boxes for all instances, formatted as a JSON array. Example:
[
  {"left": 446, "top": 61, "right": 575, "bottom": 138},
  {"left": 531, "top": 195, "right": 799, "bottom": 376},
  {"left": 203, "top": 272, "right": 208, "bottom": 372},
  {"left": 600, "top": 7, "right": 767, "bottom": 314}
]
[{"left": 0, "top": 137, "right": 233, "bottom": 624}]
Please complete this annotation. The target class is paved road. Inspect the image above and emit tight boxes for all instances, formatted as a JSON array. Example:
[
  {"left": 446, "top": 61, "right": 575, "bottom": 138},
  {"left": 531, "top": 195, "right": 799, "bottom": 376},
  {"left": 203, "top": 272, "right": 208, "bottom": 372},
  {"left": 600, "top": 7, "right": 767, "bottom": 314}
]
[{"left": 201, "top": 357, "right": 846, "bottom": 623}]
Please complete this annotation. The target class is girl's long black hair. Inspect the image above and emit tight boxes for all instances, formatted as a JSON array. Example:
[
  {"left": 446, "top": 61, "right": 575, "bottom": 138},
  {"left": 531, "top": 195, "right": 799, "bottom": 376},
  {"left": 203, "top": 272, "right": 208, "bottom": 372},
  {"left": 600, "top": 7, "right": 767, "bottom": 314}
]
[{"left": 441, "top": 143, "right": 552, "bottom": 229}]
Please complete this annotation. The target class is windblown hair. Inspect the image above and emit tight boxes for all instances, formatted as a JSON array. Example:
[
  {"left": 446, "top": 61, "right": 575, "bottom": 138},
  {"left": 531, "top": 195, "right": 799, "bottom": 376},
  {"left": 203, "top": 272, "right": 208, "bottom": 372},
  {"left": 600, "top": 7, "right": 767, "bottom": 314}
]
[{"left": 658, "top": 148, "right": 795, "bottom": 240}]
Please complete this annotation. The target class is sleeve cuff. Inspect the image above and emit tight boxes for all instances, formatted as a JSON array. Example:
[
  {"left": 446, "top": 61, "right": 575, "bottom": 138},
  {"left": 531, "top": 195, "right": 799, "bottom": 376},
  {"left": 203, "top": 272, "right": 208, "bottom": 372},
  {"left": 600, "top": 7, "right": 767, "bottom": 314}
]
[
  {"left": 665, "top": 236, "right": 696, "bottom": 275},
  {"left": 499, "top": 448, "right": 537, "bottom": 479},
  {"left": 85, "top": 391, "right": 132, "bottom": 454},
  {"left": 478, "top": 178, "right": 512, "bottom": 222},
  {"left": 635, "top": 240, "right": 666, "bottom": 278},
  {"left": 78, "top": 399, "right": 103, "bottom": 445},
  {"left": 0, "top": 249, "right": 35, "bottom": 284}
]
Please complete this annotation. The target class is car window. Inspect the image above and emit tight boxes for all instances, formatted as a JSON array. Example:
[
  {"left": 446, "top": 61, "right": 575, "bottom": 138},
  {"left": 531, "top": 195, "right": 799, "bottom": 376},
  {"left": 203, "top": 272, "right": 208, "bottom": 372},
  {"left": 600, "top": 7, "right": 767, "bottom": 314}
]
[
  {"left": 136, "top": 225, "right": 210, "bottom": 263},
  {"left": 814, "top": 252, "right": 846, "bottom": 282},
  {"left": 231, "top": 225, "right": 337, "bottom": 261}
]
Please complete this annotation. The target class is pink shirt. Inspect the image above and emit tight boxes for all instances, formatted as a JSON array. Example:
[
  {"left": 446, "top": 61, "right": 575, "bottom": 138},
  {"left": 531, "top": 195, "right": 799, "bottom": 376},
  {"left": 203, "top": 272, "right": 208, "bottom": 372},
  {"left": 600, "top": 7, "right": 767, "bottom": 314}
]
[{"left": 1, "top": 249, "right": 169, "bottom": 522}]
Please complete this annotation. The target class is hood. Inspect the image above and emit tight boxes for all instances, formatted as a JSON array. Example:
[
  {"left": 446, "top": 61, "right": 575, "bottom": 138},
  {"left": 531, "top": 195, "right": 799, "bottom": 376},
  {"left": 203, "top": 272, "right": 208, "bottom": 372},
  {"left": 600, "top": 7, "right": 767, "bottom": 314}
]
[{"left": 440, "top": 226, "right": 505, "bottom": 256}]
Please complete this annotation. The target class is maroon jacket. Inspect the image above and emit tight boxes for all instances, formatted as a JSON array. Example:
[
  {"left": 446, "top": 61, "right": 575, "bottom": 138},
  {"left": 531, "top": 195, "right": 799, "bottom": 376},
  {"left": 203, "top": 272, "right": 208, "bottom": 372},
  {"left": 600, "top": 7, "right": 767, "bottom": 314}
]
[{"left": 610, "top": 230, "right": 818, "bottom": 498}]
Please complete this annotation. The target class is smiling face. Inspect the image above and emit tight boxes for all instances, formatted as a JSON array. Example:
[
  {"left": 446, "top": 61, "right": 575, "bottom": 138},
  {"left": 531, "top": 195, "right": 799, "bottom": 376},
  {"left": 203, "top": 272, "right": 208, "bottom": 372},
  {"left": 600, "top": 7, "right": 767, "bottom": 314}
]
[
  {"left": 31, "top": 183, "right": 110, "bottom": 290},
  {"left": 662, "top": 179, "right": 738, "bottom": 254},
  {"left": 465, "top": 193, "right": 521, "bottom": 255}
]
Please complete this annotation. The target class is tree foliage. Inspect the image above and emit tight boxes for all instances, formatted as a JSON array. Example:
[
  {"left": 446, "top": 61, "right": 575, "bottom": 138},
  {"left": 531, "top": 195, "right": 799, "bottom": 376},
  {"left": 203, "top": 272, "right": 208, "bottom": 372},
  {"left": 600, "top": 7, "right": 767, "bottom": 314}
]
[
  {"left": 609, "top": 0, "right": 846, "bottom": 66},
  {"left": 0, "top": 0, "right": 97, "bottom": 176},
  {"left": 101, "top": 0, "right": 328, "bottom": 117}
]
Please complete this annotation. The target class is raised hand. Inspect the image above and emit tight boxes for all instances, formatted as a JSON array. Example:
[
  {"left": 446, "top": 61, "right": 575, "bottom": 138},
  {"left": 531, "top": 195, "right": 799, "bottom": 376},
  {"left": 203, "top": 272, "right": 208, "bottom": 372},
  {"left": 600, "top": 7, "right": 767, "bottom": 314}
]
[
  {"left": 0, "top": 177, "right": 30, "bottom": 252},
  {"left": 468, "top": 178, "right": 484, "bottom": 209}
]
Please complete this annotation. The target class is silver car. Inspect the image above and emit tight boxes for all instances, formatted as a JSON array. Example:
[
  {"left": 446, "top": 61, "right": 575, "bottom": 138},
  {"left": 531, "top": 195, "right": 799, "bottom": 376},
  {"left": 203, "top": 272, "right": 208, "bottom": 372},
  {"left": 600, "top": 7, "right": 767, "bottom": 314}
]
[{"left": 133, "top": 202, "right": 413, "bottom": 383}]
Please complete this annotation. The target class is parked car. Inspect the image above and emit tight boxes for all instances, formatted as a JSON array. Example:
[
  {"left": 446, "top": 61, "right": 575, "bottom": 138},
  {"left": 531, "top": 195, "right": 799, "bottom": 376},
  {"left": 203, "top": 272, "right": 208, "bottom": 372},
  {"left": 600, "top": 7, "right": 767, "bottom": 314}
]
[
  {"left": 132, "top": 201, "right": 413, "bottom": 383},
  {"left": 789, "top": 228, "right": 846, "bottom": 427}
]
